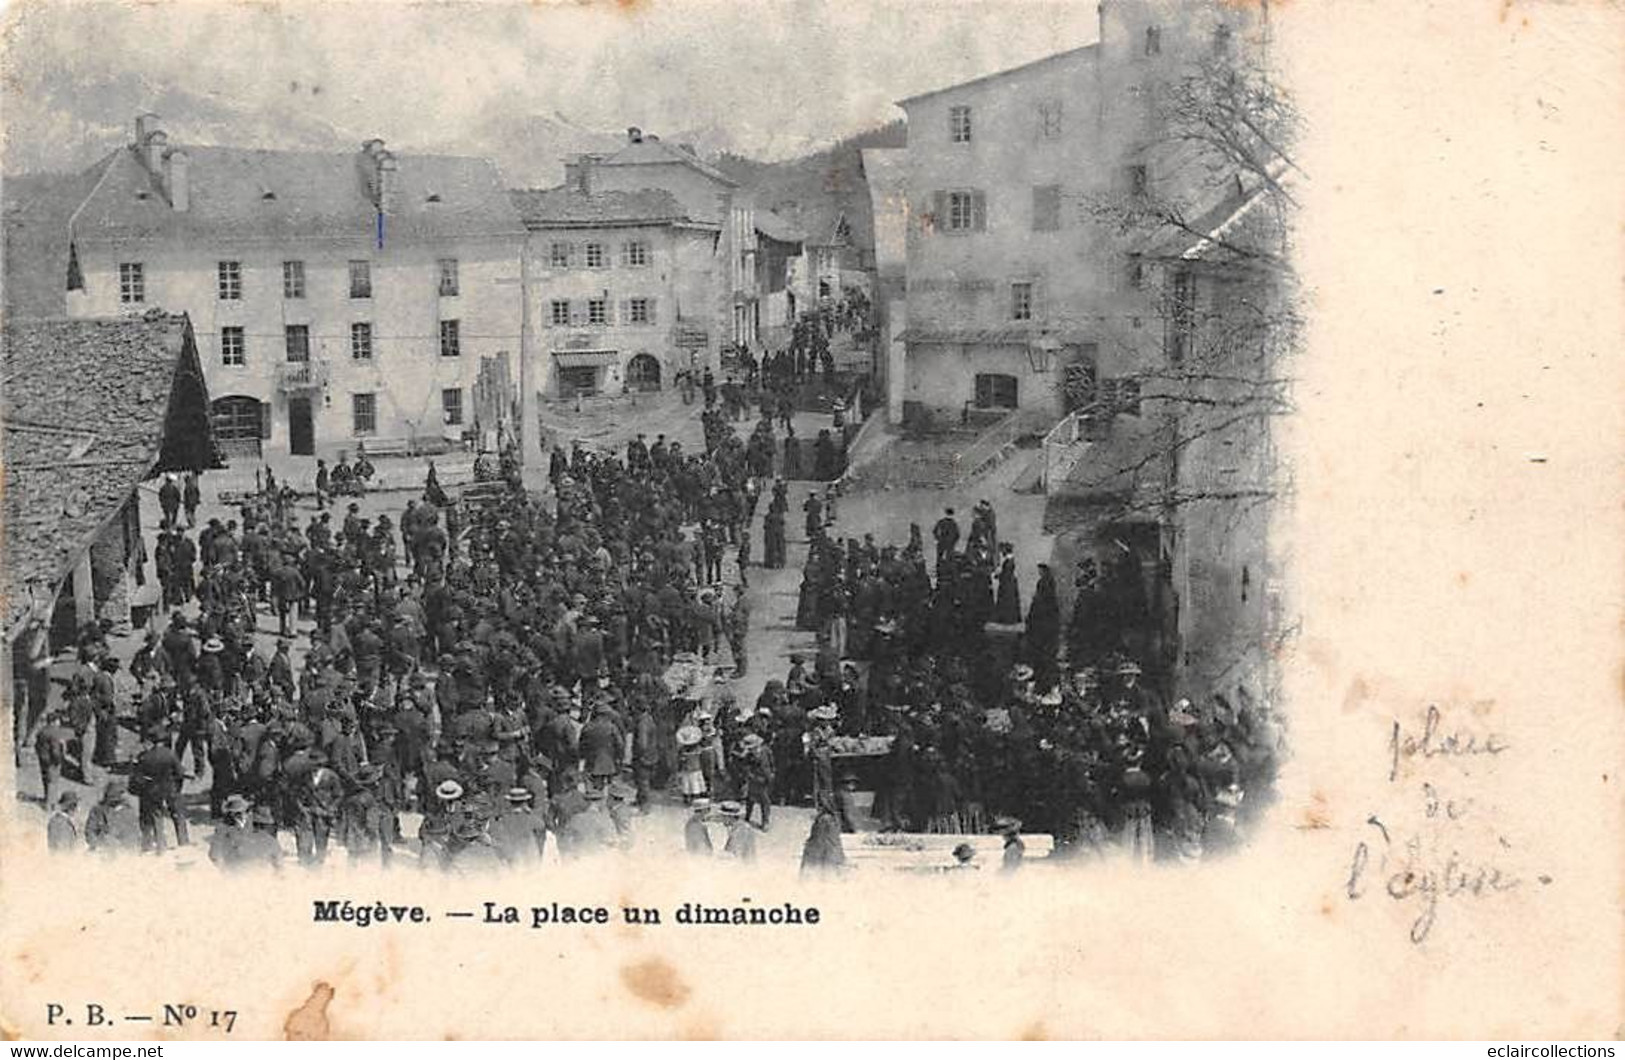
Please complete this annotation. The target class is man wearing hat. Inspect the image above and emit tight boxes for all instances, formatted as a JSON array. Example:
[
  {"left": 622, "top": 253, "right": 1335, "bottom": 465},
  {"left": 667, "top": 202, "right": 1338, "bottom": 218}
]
[
  {"left": 133, "top": 727, "right": 188, "bottom": 853},
  {"left": 341, "top": 764, "right": 395, "bottom": 868},
  {"left": 995, "top": 816, "right": 1025, "bottom": 873},
  {"left": 734, "top": 732, "right": 775, "bottom": 830},
  {"left": 806, "top": 704, "right": 839, "bottom": 811},
  {"left": 84, "top": 779, "right": 141, "bottom": 854},
  {"left": 489, "top": 787, "right": 549, "bottom": 866},
  {"left": 208, "top": 793, "right": 254, "bottom": 870},
  {"left": 684, "top": 799, "right": 714, "bottom": 856},
  {"left": 606, "top": 779, "right": 638, "bottom": 846},
  {"left": 563, "top": 788, "right": 617, "bottom": 858},
  {"left": 47, "top": 790, "right": 80, "bottom": 854},
  {"left": 718, "top": 800, "right": 757, "bottom": 862}
]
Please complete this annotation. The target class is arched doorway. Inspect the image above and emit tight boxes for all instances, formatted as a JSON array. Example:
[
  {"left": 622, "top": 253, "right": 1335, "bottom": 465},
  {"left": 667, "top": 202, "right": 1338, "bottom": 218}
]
[
  {"left": 626, "top": 353, "right": 662, "bottom": 392},
  {"left": 211, "top": 395, "right": 265, "bottom": 458}
]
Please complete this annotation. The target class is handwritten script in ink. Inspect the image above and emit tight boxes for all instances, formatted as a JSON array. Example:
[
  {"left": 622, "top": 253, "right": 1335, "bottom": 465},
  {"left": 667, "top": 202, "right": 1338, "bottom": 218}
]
[{"left": 1345, "top": 703, "right": 1538, "bottom": 944}]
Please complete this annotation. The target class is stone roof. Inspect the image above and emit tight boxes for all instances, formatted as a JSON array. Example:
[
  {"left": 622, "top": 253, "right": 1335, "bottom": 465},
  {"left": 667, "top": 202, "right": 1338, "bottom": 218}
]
[
  {"left": 2, "top": 312, "right": 219, "bottom": 631},
  {"left": 70, "top": 144, "right": 526, "bottom": 246},
  {"left": 509, "top": 186, "right": 691, "bottom": 230}
]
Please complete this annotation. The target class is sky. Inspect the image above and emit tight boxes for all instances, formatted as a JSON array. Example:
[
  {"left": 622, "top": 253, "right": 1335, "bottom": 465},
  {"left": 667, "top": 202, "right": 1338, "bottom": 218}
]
[{"left": 0, "top": 0, "right": 1098, "bottom": 175}]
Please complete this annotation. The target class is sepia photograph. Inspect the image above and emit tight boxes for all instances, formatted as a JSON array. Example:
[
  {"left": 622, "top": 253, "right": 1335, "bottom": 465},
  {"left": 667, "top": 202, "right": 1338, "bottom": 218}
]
[
  {"left": 0, "top": 0, "right": 1619, "bottom": 1043},
  {"left": 4, "top": 0, "right": 1291, "bottom": 879}
]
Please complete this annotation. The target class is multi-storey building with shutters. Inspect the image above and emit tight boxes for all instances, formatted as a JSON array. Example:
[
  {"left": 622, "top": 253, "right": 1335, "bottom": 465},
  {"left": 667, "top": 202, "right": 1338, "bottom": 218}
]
[
  {"left": 894, "top": 0, "right": 1260, "bottom": 431},
  {"left": 63, "top": 116, "right": 526, "bottom": 460}
]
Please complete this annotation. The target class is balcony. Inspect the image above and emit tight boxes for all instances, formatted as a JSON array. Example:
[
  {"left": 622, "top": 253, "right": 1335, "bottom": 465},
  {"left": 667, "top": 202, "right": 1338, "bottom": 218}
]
[{"left": 276, "top": 359, "right": 330, "bottom": 393}]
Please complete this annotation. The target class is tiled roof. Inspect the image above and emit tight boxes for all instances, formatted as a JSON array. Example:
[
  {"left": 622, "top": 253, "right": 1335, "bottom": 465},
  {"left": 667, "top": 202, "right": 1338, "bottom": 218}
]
[
  {"left": 509, "top": 186, "right": 690, "bottom": 229},
  {"left": 598, "top": 138, "right": 739, "bottom": 188},
  {"left": 70, "top": 145, "right": 526, "bottom": 245},
  {"left": 2, "top": 312, "right": 218, "bottom": 631}
]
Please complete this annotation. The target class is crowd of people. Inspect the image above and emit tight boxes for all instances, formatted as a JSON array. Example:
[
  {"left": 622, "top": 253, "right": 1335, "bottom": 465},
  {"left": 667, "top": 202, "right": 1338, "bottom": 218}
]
[
  {"left": 773, "top": 506, "right": 1284, "bottom": 863},
  {"left": 31, "top": 397, "right": 860, "bottom": 874},
  {"left": 30, "top": 352, "right": 1279, "bottom": 873}
]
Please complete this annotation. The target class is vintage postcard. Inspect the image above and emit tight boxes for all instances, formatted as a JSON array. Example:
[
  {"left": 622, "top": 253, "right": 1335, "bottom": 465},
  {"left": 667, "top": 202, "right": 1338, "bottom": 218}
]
[{"left": 0, "top": 0, "right": 1619, "bottom": 1041}]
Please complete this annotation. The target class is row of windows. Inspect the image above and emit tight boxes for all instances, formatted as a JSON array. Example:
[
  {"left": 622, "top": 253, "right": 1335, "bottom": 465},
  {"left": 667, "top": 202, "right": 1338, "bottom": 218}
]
[
  {"left": 349, "top": 388, "right": 464, "bottom": 434},
  {"left": 546, "top": 296, "right": 659, "bottom": 328},
  {"left": 117, "top": 259, "right": 462, "bottom": 305},
  {"left": 220, "top": 321, "right": 461, "bottom": 365},
  {"left": 931, "top": 170, "right": 1149, "bottom": 235},
  {"left": 547, "top": 241, "right": 650, "bottom": 270},
  {"left": 939, "top": 24, "right": 1235, "bottom": 147}
]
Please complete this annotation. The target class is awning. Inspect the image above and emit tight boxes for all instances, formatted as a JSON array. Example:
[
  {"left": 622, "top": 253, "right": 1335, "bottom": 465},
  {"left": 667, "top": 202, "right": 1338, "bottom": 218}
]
[{"left": 552, "top": 350, "right": 618, "bottom": 368}]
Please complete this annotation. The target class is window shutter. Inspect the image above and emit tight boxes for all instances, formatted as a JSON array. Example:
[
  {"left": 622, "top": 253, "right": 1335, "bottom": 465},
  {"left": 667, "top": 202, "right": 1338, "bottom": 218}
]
[
  {"left": 647, "top": 297, "right": 658, "bottom": 325},
  {"left": 259, "top": 401, "right": 273, "bottom": 439},
  {"left": 971, "top": 191, "right": 987, "bottom": 231},
  {"left": 619, "top": 299, "right": 630, "bottom": 325},
  {"left": 570, "top": 301, "right": 584, "bottom": 326},
  {"left": 931, "top": 191, "right": 947, "bottom": 234}
]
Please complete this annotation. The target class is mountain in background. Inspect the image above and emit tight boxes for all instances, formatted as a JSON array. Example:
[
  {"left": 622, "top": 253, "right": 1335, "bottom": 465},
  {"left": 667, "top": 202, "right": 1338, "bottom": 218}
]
[{"left": 717, "top": 119, "right": 907, "bottom": 253}]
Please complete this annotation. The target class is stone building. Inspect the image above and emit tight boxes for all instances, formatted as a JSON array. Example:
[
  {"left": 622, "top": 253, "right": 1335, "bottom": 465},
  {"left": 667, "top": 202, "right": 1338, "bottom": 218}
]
[
  {"left": 510, "top": 184, "right": 720, "bottom": 396},
  {"left": 62, "top": 117, "right": 526, "bottom": 460},
  {"left": 893, "top": 0, "right": 1260, "bottom": 431},
  {"left": 555, "top": 129, "right": 756, "bottom": 368},
  {"left": 4, "top": 312, "right": 219, "bottom": 744}
]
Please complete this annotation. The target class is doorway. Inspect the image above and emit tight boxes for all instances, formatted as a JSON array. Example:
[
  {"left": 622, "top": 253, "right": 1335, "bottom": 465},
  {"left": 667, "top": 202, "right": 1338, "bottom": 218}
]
[
  {"left": 626, "top": 353, "right": 662, "bottom": 392},
  {"left": 288, "top": 397, "right": 315, "bottom": 455}
]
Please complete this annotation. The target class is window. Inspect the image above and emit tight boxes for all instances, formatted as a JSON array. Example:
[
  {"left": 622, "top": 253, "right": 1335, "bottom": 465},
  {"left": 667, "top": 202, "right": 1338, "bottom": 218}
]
[
  {"left": 1125, "top": 252, "right": 1146, "bottom": 290},
  {"left": 439, "top": 319, "right": 461, "bottom": 357},
  {"left": 348, "top": 260, "right": 372, "bottom": 299},
  {"left": 549, "top": 300, "right": 571, "bottom": 326},
  {"left": 118, "top": 263, "right": 145, "bottom": 304},
  {"left": 938, "top": 189, "right": 986, "bottom": 233},
  {"left": 217, "top": 260, "right": 242, "bottom": 300},
  {"left": 1144, "top": 25, "right": 1162, "bottom": 56},
  {"left": 1166, "top": 269, "right": 1196, "bottom": 363},
  {"left": 283, "top": 260, "right": 306, "bottom": 299},
  {"left": 584, "top": 242, "right": 606, "bottom": 269},
  {"left": 437, "top": 258, "right": 459, "bottom": 296},
  {"left": 220, "top": 327, "right": 245, "bottom": 367},
  {"left": 974, "top": 373, "right": 1018, "bottom": 409},
  {"left": 1214, "top": 22, "right": 1233, "bottom": 52},
  {"left": 1128, "top": 164, "right": 1150, "bottom": 197},
  {"left": 1032, "top": 185, "right": 1061, "bottom": 232},
  {"left": 351, "top": 322, "right": 373, "bottom": 361},
  {"left": 352, "top": 393, "right": 377, "bottom": 436},
  {"left": 623, "top": 241, "right": 650, "bottom": 267},
  {"left": 949, "top": 105, "right": 972, "bottom": 144},
  {"left": 587, "top": 297, "right": 608, "bottom": 326},
  {"left": 549, "top": 242, "right": 572, "bottom": 268},
  {"left": 1010, "top": 282, "right": 1034, "bottom": 322},
  {"left": 441, "top": 388, "right": 464, "bottom": 426},
  {"left": 626, "top": 297, "right": 652, "bottom": 324},
  {"left": 1038, "top": 99, "right": 1063, "bottom": 139},
  {"left": 284, "top": 324, "right": 310, "bottom": 362}
]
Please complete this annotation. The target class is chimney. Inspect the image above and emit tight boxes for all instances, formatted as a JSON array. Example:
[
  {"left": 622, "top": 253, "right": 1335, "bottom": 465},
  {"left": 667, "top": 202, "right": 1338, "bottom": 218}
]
[
  {"left": 627, "top": 126, "right": 643, "bottom": 144},
  {"left": 376, "top": 150, "right": 399, "bottom": 213},
  {"left": 164, "top": 149, "right": 190, "bottom": 211},
  {"left": 134, "top": 112, "right": 160, "bottom": 146},
  {"left": 143, "top": 129, "right": 168, "bottom": 175}
]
